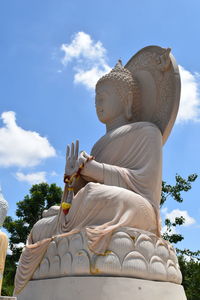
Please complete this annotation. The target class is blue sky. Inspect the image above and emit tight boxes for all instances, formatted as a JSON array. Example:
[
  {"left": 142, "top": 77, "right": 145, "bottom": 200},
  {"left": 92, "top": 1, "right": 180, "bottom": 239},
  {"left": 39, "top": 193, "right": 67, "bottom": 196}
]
[{"left": 0, "top": 0, "right": 200, "bottom": 251}]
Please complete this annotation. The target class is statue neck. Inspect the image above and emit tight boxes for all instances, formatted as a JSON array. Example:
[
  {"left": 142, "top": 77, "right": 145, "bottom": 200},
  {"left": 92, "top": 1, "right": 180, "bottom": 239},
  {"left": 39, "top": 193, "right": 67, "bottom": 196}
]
[{"left": 106, "top": 115, "right": 129, "bottom": 133}]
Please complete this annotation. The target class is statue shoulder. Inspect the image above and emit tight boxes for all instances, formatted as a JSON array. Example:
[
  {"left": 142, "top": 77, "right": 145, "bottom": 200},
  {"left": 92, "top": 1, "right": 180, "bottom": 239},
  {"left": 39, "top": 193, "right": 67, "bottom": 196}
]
[
  {"left": 128, "top": 121, "right": 162, "bottom": 137},
  {"left": 126, "top": 122, "right": 163, "bottom": 149}
]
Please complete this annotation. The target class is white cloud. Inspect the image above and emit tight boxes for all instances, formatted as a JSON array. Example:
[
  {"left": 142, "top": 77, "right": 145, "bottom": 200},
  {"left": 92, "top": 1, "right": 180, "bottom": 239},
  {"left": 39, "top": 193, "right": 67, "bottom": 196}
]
[
  {"left": 177, "top": 65, "right": 200, "bottom": 123},
  {"left": 61, "top": 32, "right": 111, "bottom": 90},
  {"left": 74, "top": 67, "right": 111, "bottom": 90},
  {"left": 14, "top": 242, "right": 25, "bottom": 249},
  {"left": 50, "top": 171, "right": 58, "bottom": 177},
  {"left": 0, "top": 111, "right": 56, "bottom": 168},
  {"left": 7, "top": 245, "right": 12, "bottom": 255},
  {"left": 16, "top": 171, "right": 47, "bottom": 185},
  {"left": 162, "top": 207, "right": 196, "bottom": 227}
]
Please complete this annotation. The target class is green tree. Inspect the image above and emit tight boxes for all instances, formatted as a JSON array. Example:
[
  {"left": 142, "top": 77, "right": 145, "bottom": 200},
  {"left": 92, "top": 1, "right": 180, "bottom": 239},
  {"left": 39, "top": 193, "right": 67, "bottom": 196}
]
[
  {"left": 177, "top": 250, "right": 200, "bottom": 300},
  {"left": 1, "top": 254, "right": 17, "bottom": 296},
  {"left": 161, "top": 173, "right": 200, "bottom": 300},
  {"left": 161, "top": 173, "right": 197, "bottom": 244}
]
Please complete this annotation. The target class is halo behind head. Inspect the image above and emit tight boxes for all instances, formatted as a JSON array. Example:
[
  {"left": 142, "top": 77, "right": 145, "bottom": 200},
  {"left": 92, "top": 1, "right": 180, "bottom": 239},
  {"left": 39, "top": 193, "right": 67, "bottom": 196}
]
[{"left": 125, "top": 46, "right": 181, "bottom": 144}]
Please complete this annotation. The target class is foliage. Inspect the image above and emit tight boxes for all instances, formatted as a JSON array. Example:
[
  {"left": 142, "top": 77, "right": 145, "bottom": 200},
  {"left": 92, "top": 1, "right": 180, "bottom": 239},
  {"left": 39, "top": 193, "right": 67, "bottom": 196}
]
[
  {"left": 3, "top": 183, "right": 62, "bottom": 260},
  {"left": 178, "top": 251, "right": 200, "bottom": 300},
  {"left": 1, "top": 254, "right": 16, "bottom": 296},
  {"left": 161, "top": 173, "right": 199, "bottom": 300},
  {"left": 161, "top": 173, "right": 197, "bottom": 244},
  {"left": 162, "top": 216, "right": 185, "bottom": 244}
]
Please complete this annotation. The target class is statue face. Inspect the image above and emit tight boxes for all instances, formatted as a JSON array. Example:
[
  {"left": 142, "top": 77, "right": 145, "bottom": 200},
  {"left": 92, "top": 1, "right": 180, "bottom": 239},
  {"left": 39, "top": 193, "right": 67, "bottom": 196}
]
[{"left": 95, "top": 81, "right": 124, "bottom": 124}]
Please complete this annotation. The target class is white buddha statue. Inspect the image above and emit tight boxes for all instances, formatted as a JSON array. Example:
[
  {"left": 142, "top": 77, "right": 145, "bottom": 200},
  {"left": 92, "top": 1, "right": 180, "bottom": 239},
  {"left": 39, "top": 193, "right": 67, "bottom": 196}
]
[
  {"left": 14, "top": 47, "right": 184, "bottom": 299},
  {"left": 0, "top": 187, "right": 8, "bottom": 294},
  {"left": 29, "top": 61, "right": 162, "bottom": 253}
]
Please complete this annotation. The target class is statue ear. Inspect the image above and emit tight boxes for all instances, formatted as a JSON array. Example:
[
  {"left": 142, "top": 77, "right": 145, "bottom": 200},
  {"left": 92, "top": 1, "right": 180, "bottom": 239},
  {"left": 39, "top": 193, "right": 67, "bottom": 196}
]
[{"left": 124, "top": 91, "right": 133, "bottom": 120}]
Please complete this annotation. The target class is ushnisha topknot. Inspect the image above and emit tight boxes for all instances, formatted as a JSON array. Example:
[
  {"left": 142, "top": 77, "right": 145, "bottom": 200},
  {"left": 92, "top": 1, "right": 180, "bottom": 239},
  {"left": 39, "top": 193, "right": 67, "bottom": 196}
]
[
  {"left": 96, "top": 60, "right": 141, "bottom": 121},
  {"left": 96, "top": 60, "right": 134, "bottom": 88}
]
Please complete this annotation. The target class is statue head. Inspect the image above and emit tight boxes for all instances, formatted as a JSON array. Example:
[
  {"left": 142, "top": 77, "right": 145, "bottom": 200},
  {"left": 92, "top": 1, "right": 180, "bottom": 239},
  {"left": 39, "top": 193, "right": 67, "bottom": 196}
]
[
  {"left": 95, "top": 60, "right": 140, "bottom": 126},
  {"left": 0, "top": 188, "right": 8, "bottom": 228}
]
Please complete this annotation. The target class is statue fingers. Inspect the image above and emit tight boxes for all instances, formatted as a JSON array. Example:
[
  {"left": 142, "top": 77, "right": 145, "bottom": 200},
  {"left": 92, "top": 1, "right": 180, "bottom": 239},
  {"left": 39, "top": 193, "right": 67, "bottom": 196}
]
[
  {"left": 70, "top": 156, "right": 75, "bottom": 169},
  {"left": 66, "top": 157, "right": 71, "bottom": 172},
  {"left": 66, "top": 144, "right": 70, "bottom": 158},
  {"left": 75, "top": 140, "right": 79, "bottom": 160},
  {"left": 65, "top": 145, "right": 71, "bottom": 173},
  {"left": 70, "top": 141, "right": 75, "bottom": 159}
]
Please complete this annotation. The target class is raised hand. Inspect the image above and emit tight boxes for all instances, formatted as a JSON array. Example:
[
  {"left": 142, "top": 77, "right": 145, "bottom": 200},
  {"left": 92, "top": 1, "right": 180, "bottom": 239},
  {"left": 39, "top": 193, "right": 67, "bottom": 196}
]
[
  {"left": 65, "top": 140, "right": 92, "bottom": 178},
  {"left": 65, "top": 140, "right": 79, "bottom": 177}
]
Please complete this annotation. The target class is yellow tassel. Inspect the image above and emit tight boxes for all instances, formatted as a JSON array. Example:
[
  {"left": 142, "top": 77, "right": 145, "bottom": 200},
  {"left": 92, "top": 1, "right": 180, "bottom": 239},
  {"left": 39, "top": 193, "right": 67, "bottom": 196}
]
[{"left": 61, "top": 202, "right": 71, "bottom": 210}]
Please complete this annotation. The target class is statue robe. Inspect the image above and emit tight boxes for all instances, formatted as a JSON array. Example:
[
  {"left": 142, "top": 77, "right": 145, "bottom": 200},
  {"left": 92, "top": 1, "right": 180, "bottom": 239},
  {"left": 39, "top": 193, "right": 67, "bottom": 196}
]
[{"left": 14, "top": 121, "right": 162, "bottom": 295}]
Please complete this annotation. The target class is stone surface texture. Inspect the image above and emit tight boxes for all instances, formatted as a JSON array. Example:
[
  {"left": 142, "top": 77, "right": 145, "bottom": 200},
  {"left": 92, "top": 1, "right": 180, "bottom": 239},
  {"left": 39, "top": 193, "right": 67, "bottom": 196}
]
[
  {"left": 17, "top": 276, "right": 187, "bottom": 300},
  {"left": 32, "top": 228, "right": 182, "bottom": 284}
]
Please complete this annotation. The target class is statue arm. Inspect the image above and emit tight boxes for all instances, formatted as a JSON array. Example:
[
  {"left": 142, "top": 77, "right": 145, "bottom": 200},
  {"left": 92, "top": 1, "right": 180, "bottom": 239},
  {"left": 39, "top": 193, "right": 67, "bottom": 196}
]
[
  {"left": 81, "top": 160, "right": 130, "bottom": 190},
  {"left": 80, "top": 159, "right": 104, "bottom": 183}
]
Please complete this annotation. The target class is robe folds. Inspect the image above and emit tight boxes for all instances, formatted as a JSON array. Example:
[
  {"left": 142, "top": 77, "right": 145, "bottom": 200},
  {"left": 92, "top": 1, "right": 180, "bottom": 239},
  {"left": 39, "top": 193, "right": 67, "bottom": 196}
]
[{"left": 14, "top": 121, "right": 162, "bottom": 295}]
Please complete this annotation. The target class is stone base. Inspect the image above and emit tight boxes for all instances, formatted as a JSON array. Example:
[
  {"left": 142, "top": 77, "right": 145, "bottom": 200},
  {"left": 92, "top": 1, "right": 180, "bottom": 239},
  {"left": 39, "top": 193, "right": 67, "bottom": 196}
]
[{"left": 17, "top": 276, "right": 187, "bottom": 300}]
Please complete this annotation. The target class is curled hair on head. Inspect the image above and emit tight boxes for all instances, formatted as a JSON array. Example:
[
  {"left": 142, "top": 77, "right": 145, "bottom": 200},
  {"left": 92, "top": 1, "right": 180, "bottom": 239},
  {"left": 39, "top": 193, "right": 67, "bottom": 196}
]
[{"left": 96, "top": 60, "right": 141, "bottom": 121}]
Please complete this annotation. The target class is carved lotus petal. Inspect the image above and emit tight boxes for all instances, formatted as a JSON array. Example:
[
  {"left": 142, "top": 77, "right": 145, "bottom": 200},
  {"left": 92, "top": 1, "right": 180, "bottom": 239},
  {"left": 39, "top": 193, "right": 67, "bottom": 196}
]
[
  {"left": 155, "top": 240, "right": 169, "bottom": 262},
  {"left": 49, "top": 255, "right": 61, "bottom": 276},
  {"left": 69, "top": 233, "right": 83, "bottom": 254},
  {"left": 167, "top": 259, "right": 179, "bottom": 283},
  {"left": 57, "top": 237, "right": 69, "bottom": 257},
  {"left": 108, "top": 232, "right": 134, "bottom": 260},
  {"left": 72, "top": 250, "right": 90, "bottom": 275},
  {"left": 168, "top": 245, "right": 178, "bottom": 263},
  {"left": 39, "top": 258, "right": 50, "bottom": 278},
  {"left": 60, "top": 252, "right": 72, "bottom": 275},
  {"left": 46, "top": 241, "right": 57, "bottom": 258},
  {"left": 149, "top": 256, "right": 167, "bottom": 281},
  {"left": 176, "top": 268, "right": 183, "bottom": 284},
  {"left": 93, "top": 252, "right": 121, "bottom": 275},
  {"left": 122, "top": 251, "right": 148, "bottom": 277},
  {"left": 135, "top": 234, "right": 154, "bottom": 261}
]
